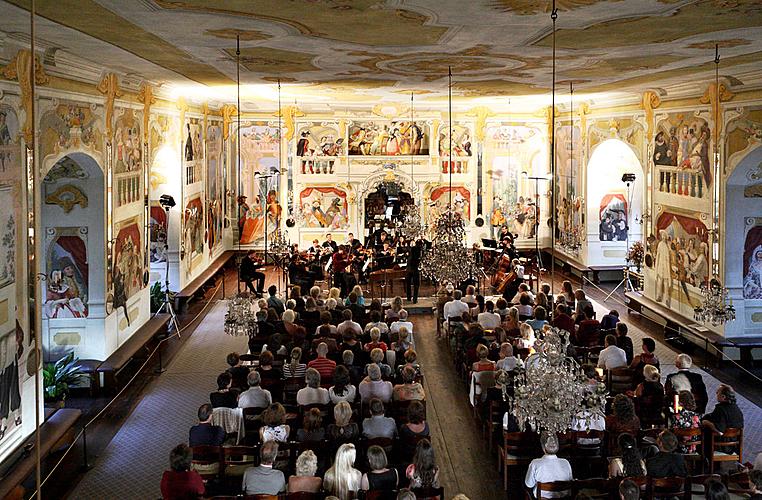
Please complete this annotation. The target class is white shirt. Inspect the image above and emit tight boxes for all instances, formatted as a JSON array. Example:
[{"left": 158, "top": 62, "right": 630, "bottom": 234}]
[
  {"left": 496, "top": 356, "right": 517, "bottom": 372},
  {"left": 337, "top": 320, "right": 362, "bottom": 337},
  {"left": 390, "top": 320, "right": 414, "bottom": 335},
  {"left": 597, "top": 345, "right": 627, "bottom": 370},
  {"left": 443, "top": 299, "right": 469, "bottom": 320},
  {"left": 525, "top": 455, "right": 573, "bottom": 498},
  {"left": 477, "top": 312, "right": 502, "bottom": 330}
]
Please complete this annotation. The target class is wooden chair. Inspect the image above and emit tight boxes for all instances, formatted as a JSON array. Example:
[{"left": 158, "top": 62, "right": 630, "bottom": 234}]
[
  {"left": 606, "top": 367, "right": 637, "bottom": 395},
  {"left": 671, "top": 427, "right": 704, "bottom": 473},
  {"left": 648, "top": 476, "right": 685, "bottom": 500},
  {"left": 687, "top": 473, "right": 721, "bottom": 497},
  {"left": 707, "top": 427, "right": 743, "bottom": 474},
  {"left": 359, "top": 490, "right": 398, "bottom": 500},
  {"left": 573, "top": 478, "right": 613, "bottom": 499},
  {"left": 287, "top": 493, "right": 322, "bottom": 500},
  {"left": 411, "top": 485, "right": 444, "bottom": 500},
  {"left": 724, "top": 470, "right": 754, "bottom": 496},
  {"left": 223, "top": 445, "right": 258, "bottom": 478},
  {"left": 497, "top": 431, "right": 541, "bottom": 490},
  {"left": 530, "top": 481, "right": 575, "bottom": 499},
  {"left": 190, "top": 445, "right": 222, "bottom": 481},
  {"left": 485, "top": 399, "right": 509, "bottom": 453},
  {"left": 243, "top": 495, "right": 279, "bottom": 500}
]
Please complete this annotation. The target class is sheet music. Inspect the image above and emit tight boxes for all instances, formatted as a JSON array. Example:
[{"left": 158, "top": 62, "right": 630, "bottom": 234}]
[
  {"left": 363, "top": 259, "right": 371, "bottom": 272},
  {"left": 325, "top": 256, "right": 333, "bottom": 272}
]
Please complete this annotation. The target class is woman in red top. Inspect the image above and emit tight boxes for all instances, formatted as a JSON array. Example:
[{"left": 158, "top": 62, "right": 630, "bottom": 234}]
[{"left": 160, "top": 443, "right": 204, "bottom": 500}]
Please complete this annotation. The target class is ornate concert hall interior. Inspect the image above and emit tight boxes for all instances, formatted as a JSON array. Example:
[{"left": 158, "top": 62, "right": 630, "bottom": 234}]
[{"left": 0, "top": 1, "right": 762, "bottom": 499}]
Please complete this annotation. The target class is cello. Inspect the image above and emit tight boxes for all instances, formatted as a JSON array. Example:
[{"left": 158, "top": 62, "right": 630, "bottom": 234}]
[{"left": 490, "top": 255, "right": 517, "bottom": 293}]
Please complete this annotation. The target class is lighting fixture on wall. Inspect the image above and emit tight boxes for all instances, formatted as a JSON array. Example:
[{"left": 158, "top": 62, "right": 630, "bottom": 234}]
[
  {"left": 420, "top": 67, "right": 478, "bottom": 286},
  {"left": 693, "top": 44, "right": 735, "bottom": 326}
]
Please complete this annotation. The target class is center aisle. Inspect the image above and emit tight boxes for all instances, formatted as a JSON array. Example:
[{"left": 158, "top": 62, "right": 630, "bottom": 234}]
[
  {"left": 413, "top": 314, "right": 504, "bottom": 500},
  {"left": 69, "top": 301, "right": 245, "bottom": 500}
]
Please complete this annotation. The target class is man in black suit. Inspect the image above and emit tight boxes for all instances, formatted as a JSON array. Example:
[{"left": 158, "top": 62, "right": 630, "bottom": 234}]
[
  {"left": 406, "top": 239, "right": 423, "bottom": 303},
  {"left": 646, "top": 430, "right": 687, "bottom": 478},
  {"left": 347, "top": 232, "right": 361, "bottom": 250},
  {"left": 322, "top": 233, "right": 338, "bottom": 253},
  {"left": 702, "top": 384, "right": 744, "bottom": 436},
  {"left": 189, "top": 404, "right": 225, "bottom": 447},
  {"left": 240, "top": 250, "right": 265, "bottom": 296},
  {"left": 665, "top": 353, "right": 708, "bottom": 413}
]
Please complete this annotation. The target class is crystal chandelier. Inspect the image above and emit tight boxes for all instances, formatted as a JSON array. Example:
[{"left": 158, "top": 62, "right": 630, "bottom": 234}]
[
  {"left": 398, "top": 205, "right": 427, "bottom": 241},
  {"left": 224, "top": 294, "right": 258, "bottom": 336},
  {"left": 511, "top": 327, "right": 608, "bottom": 435},
  {"left": 694, "top": 278, "right": 735, "bottom": 326},
  {"left": 421, "top": 208, "right": 478, "bottom": 285}
]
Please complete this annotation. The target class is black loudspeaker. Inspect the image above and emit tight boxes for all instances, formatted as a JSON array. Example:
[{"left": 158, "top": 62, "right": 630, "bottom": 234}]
[
  {"left": 475, "top": 214, "right": 485, "bottom": 227},
  {"left": 286, "top": 216, "right": 296, "bottom": 228}
]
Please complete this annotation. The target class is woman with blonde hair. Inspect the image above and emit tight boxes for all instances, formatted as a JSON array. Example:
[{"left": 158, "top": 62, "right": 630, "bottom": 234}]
[
  {"left": 288, "top": 450, "right": 322, "bottom": 493},
  {"left": 329, "top": 287, "right": 341, "bottom": 303},
  {"left": 324, "top": 443, "right": 362, "bottom": 500},
  {"left": 385, "top": 296, "right": 403, "bottom": 322},
  {"left": 515, "top": 323, "right": 535, "bottom": 349},
  {"left": 502, "top": 306, "right": 520, "bottom": 334},
  {"left": 327, "top": 400, "right": 359, "bottom": 442},
  {"left": 345, "top": 285, "right": 365, "bottom": 306}
]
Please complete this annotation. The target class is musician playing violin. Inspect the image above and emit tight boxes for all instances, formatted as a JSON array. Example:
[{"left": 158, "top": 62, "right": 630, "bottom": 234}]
[
  {"left": 322, "top": 233, "right": 338, "bottom": 253},
  {"left": 347, "top": 232, "right": 361, "bottom": 251},
  {"left": 332, "top": 245, "right": 350, "bottom": 296},
  {"left": 308, "top": 239, "right": 322, "bottom": 256},
  {"left": 351, "top": 244, "right": 370, "bottom": 284},
  {"left": 240, "top": 249, "right": 265, "bottom": 296}
]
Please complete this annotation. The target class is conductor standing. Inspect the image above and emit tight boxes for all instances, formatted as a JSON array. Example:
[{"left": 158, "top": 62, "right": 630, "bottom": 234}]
[{"left": 406, "top": 239, "right": 424, "bottom": 303}]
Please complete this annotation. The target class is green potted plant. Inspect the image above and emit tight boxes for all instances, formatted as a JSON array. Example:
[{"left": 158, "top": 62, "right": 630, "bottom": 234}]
[{"left": 43, "top": 352, "right": 86, "bottom": 407}]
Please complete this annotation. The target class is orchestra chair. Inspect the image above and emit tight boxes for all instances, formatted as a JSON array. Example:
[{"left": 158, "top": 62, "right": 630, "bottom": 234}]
[
  {"left": 706, "top": 427, "right": 742, "bottom": 474},
  {"left": 498, "top": 431, "right": 542, "bottom": 490}
]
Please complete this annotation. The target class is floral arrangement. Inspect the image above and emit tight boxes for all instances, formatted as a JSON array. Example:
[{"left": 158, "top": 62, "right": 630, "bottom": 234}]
[{"left": 627, "top": 241, "right": 644, "bottom": 267}]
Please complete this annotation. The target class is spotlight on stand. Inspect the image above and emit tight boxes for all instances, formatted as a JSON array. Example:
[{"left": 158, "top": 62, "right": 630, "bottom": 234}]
[
  {"left": 159, "top": 194, "right": 176, "bottom": 209},
  {"left": 621, "top": 173, "right": 636, "bottom": 183}
]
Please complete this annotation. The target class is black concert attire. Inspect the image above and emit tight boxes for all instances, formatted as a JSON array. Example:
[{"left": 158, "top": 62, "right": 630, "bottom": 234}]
[
  {"left": 333, "top": 250, "right": 350, "bottom": 297},
  {"left": 351, "top": 246, "right": 369, "bottom": 284},
  {"left": 348, "top": 238, "right": 362, "bottom": 250},
  {"left": 322, "top": 240, "right": 338, "bottom": 253},
  {"left": 289, "top": 257, "right": 314, "bottom": 292},
  {"left": 406, "top": 240, "right": 423, "bottom": 303},
  {"left": 240, "top": 255, "right": 265, "bottom": 295}
]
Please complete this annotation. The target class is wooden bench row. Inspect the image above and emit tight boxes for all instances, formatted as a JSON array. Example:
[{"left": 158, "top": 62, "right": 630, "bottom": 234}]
[
  {"left": 0, "top": 408, "right": 82, "bottom": 500},
  {"left": 175, "top": 250, "right": 237, "bottom": 312}
]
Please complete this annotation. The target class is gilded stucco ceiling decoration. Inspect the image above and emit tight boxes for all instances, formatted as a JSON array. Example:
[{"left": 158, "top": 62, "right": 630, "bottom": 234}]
[
  {"left": 205, "top": 28, "right": 270, "bottom": 41},
  {"left": 489, "top": 0, "right": 623, "bottom": 15},
  {"left": 451, "top": 80, "right": 546, "bottom": 97},
  {"left": 153, "top": 0, "right": 448, "bottom": 47},
  {"left": 562, "top": 55, "right": 684, "bottom": 80},
  {"left": 536, "top": 0, "right": 762, "bottom": 49},
  {"left": 224, "top": 47, "right": 319, "bottom": 74}
]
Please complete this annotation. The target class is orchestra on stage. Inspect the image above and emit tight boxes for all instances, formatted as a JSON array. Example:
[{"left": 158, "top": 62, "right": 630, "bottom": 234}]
[{"left": 239, "top": 226, "right": 529, "bottom": 303}]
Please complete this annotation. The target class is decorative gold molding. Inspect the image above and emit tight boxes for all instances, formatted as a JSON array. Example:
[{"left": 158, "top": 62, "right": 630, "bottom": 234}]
[
  {"left": 700, "top": 82, "right": 734, "bottom": 137},
  {"left": 176, "top": 96, "right": 189, "bottom": 127},
  {"left": 45, "top": 184, "right": 88, "bottom": 213},
  {"left": 465, "top": 106, "right": 496, "bottom": 142},
  {"left": 1, "top": 49, "right": 49, "bottom": 143},
  {"left": 137, "top": 83, "right": 156, "bottom": 142},
  {"left": 202, "top": 103, "right": 209, "bottom": 141},
  {"left": 578, "top": 102, "right": 590, "bottom": 145},
  {"left": 221, "top": 104, "right": 238, "bottom": 141},
  {"left": 278, "top": 105, "right": 305, "bottom": 141},
  {"left": 371, "top": 103, "right": 410, "bottom": 119},
  {"left": 641, "top": 91, "right": 661, "bottom": 139},
  {"left": 96, "top": 73, "right": 122, "bottom": 140}
]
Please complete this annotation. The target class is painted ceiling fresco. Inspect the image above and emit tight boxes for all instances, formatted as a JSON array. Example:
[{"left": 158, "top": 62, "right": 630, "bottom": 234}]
[{"left": 1, "top": 0, "right": 761, "bottom": 106}]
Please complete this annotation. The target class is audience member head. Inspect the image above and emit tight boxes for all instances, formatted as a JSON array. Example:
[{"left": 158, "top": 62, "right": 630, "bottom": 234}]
[
  {"left": 397, "top": 326, "right": 409, "bottom": 343},
  {"left": 618, "top": 433, "right": 643, "bottom": 477},
  {"left": 352, "top": 285, "right": 363, "bottom": 298},
  {"left": 476, "top": 344, "right": 489, "bottom": 361},
  {"left": 519, "top": 293, "right": 531, "bottom": 306},
  {"left": 453, "top": 290, "right": 463, "bottom": 301},
  {"left": 466, "top": 285, "right": 476, "bottom": 296},
  {"left": 391, "top": 296, "right": 403, "bottom": 311},
  {"left": 412, "top": 439, "right": 437, "bottom": 487},
  {"left": 268, "top": 285, "right": 277, "bottom": 297},
  {"left": 260, "top": 440, "right": 279, "bottom": 466},
  {"left": 319, "top": 324, "right": 332, "bottom": 338},
  {"left": 615, "top": 323, "right": 628, "bottom": 337},
  {"left": 263, "top": 402, "right": 286, "bottom": 427},
  {"left": 496, "top": 298, "right": 508, "bottom": 310},
  {"left": 398, "top": 490, "right": 417, "bottom": 500},
  {"left": 259, "top": 350, "right": 274, "bottom": 368},
  {"left": 540, "top": 431, "right": 560, "bottom": 455},
  {"left": 407, "top": 400, "right": 426, "bottom": 425},
  {"left": 282, "top": 309, "right": 295, "bottom": 324},
  {"left": 216, "top": 372, "right": 232, "bottom": 390},
  {"left": 370, "top": 327, "right": 381, "bottom": 342},
  {"left": 401, "top": 365, "right": 417, "bottom": 385},
  {"left": 369, "top": 310, "right": 382, "bottom": 324},
  {"left": 309, "top": 286, "right": 321, "bottom": 301},
  {"left": 296, "top": 450, "right": 318, "bottom": 477},
  {"left": 316, "top": 342, "right": 329, "bottom": 358},
  {"left": 333, "top": 401, "right": 353, "bottom": 426},
  {"left": 285, "top": 299, "right": 296, "bottom": 311},
  {"left": 676, "top": 353, "right": 693, "bottom": 370},
  {"left": 369, "top": 398, "right": 385, "bottom": 416},
  {"left": 605, "top": 334, "right": 617, "bottom": 348},
  {"left": 583, "top": 305, "right": 595, "bottom": 319},
  {"left": 367, "top": 363, "right": 382, "bottom": 382},
  {"left": 333, "top": 365, "right": 351, "bottom": 394},
  {"left": 266, "top": 308, "right": 279, "bottom": 323},
  {"left": 618, "top": 479, "right": 640, "bottom": 500},
  {"left": 555, "top": 304, "right": 567, "bottom": 318},
  {"left": 612, "top": 394, "right": 636, "bottom": 421},
  {"left": 370, "top": 348, "right": 384, "bottom": 365},
  {"left": 329, "top": 287, "right": 341, "bottom": 301},
  {"left": 169, "top": 443, "right": 193, "bottom": 472},
  {"left": 305, "top": 297, "right": 317, "bottom": 310},
  {"left": 485, "top": 300, "right": 495, "bottom": 313},
  {"left": 342, "top": 349, "right": 354, "bottom": 366},
  {"left": 226, "top": 352, "right": 240, "bottom": 367},
  {"left": 348, "top": 292, "right": 358, "bottom": 304},
  {"left": 534, "top": 306, "right": 547, "bottom": 321},
  {"left": 642, "top": 337, "right": 656, "bottom": 354},
  {"left": 330, "top": 443, "right": 358, "bottom": 496},
  {"left": 257, "top": 298, "right": 268, "bottom": 311},
  {"left": 367, "top": 445, "right": 389, "bottom": 473},
  {"left": 608, "top": 309, "right": 620, "bottom": 318},
  {"left": 562, "top": 280, "right": 573, "bottom": 296},
  {"left": 705, "top": 478, "right": 730, "bottom": 500},
  {"left": 289, "top": 346, "right": 302, "bottom": 365},
  {"left": 717, "top": 384, "right": 737, "bottom": 404},
  {"left": 305, "top": 367, "right": 321, "bottom": 388},
  {"left": 519, "top": 283, "right": 530, "bottom": 293},
  {"left": 404, "top": 349, "right": 417, "bottom": 365},
  {"left": 678, "top": 390, "right": 696, "bottom": 412},
  {"left": 643, "top": 364, "right": 660, "bottom": 383},
  {"left": 256, "top": 309, "right": 267, "bottom": 322},
  {"left": 541, "top": 283, "right": 551, "bottom": 295},
  {"left": 247, "top": 370, "right": 261, "bottom": 388},
  {"left": 342, "top": 309, "right": 353, "bottom": 321},
  {"left": 369, "top": 298, "right": 382, "bottom": 312},
  {"left": 326, "top": 297, "right": 337, "bottom": 310},
  {"left": 303, "top": 407, "right": 323, "bottom": 432},
  {"left": 657, "top": 430, "right": 679, "bottom": 453},
  {"left": 290, "top": 286, "right": 301, "bottom": 301},
  {"left": 519, "top": 323, "right": 534, "bottom": 341},
  {"left": 197, "top": 403, "right": 213, "bottom": 423},
  {"left": 499, "top": 342, "right": 513, "bottom": 359},
  {"left": 535, "top": 292, "right": 548, "bottom": 309},
  {"left": 574, "top": 289, "right": 586, "bottom": 301},
  {"left": 399, "top": 309, "right": 409, "bottom": 320}
]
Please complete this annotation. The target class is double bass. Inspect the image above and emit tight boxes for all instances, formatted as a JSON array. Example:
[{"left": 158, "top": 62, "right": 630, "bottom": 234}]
[{"left": 490, "top": 254, "right": 517, "bottom": 293}]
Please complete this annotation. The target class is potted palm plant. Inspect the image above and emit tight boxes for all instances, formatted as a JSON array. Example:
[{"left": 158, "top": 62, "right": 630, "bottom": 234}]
[{"left": 43, "top": 352, "right": 86, "bottom": 408}]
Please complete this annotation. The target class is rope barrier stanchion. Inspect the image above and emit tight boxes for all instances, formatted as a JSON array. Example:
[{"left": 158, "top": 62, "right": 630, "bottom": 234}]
[{"left": 26, "top": 280, "right": 224, "bottom": 500}]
